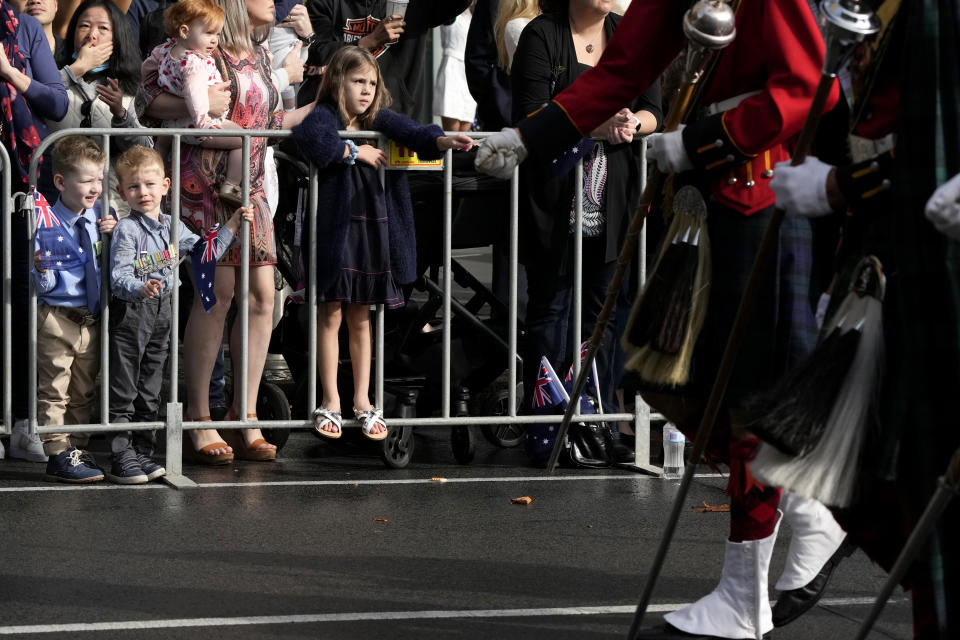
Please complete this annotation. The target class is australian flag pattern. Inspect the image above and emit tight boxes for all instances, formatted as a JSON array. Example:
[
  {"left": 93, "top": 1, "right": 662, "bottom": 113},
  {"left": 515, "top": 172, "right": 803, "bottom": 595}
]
[
  {"left": 191, "top": 224, "right": 220, "bottom": 312},
  {"left": 564, "top": 340, "right": 602, "bottom": 414},
  {"left": 525, "top": 356, "right": 569, "bottom": 464},
  {"left": 33, "top": 188, "right": 89, "bottom": 271}
]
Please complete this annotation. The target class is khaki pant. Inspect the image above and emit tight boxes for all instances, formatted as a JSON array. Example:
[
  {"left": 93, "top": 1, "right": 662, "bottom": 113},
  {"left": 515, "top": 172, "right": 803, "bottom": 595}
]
[{"left": 37, "top": 305, "right": 100, "bottom": 456}]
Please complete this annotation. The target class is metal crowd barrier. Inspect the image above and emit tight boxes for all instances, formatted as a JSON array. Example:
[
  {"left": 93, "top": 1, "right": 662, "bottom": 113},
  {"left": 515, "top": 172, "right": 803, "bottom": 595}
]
[
  {"left": 17, "top": 127, "right": 658, "bottom": 487},
  {"left": 1, "top": 144, "right": 11, "bottom": 438}
]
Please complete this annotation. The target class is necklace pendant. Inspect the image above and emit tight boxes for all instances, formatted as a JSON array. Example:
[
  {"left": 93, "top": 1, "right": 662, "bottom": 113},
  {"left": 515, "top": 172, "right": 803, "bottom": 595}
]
[{"left": 585, "top": 43, "right": 594, "bottom": 53}]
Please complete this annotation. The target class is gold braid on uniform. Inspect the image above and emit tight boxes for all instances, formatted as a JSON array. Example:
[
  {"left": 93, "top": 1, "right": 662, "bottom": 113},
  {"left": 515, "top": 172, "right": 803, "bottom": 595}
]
[{"left": 834, "top": 149, "right": 896, "bottom": 204}]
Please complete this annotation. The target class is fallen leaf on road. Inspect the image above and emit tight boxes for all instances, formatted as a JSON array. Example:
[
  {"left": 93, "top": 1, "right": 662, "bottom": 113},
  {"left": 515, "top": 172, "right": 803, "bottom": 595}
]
[
  {"left": 373, "top": 518, "right": 390, "bottom": 522},
  {"left": 431, "top": 477, "right": 447, "bottom": 482},
  {"left": 511, "top": 496, "right": 534, "bottom": 505},
  {"left": 692, "top": 501, "right": 730, "bottom": 513}
]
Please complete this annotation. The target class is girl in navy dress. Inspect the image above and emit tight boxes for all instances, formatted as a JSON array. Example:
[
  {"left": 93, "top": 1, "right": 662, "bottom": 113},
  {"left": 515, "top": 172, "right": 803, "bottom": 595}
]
[{"left": 293, "top": 46, "right": 474, "bottom": 441}]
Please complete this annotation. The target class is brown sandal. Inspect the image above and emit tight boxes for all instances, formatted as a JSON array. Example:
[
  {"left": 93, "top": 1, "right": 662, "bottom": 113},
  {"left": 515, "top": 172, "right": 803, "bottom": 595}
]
[
  {"left": 184, "top": 417, "right": 234, "bottom": 465},
  {"left": 222, "top": 411, "right": 277, "bottom": 462}
]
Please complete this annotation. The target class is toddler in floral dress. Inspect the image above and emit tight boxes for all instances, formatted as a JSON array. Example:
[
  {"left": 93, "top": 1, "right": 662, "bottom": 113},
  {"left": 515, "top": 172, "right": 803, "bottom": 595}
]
[{"left": 152, "top": 0, "right": 246, "bottom": 207}]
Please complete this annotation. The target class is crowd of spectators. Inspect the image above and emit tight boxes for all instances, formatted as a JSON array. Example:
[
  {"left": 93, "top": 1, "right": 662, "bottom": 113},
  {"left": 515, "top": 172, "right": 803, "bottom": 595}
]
[{"left": 0, "top": 0, "right": 650, "bottom": 479}]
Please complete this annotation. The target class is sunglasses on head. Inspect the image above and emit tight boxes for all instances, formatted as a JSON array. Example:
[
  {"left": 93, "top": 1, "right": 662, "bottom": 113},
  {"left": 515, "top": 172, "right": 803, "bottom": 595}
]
[{"left": 80, "top": 100, "right": 93, "bottom": 128}]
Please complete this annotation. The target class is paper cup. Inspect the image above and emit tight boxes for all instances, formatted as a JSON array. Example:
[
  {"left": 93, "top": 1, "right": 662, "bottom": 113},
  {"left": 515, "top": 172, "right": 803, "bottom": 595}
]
[{"left": 384, "top": 0, "right": 408, "bottom": 20}]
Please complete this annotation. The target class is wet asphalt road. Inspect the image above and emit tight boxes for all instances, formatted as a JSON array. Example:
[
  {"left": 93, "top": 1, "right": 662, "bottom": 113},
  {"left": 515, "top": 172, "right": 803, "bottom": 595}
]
[{"left": 0, "top": 428, "right": 912, "bottom": 639}]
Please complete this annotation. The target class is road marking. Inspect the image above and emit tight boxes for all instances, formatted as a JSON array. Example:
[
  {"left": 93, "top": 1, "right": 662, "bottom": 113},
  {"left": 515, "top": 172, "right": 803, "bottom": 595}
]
[
  {"left": 0, "top": 473, "right": 726, "bottom": 492},
  {"left": 0, "top": 598, "right": 902, "bottom": 635},
  {"left": 0, "top": 484, "right": 167, "bottom": 493}
]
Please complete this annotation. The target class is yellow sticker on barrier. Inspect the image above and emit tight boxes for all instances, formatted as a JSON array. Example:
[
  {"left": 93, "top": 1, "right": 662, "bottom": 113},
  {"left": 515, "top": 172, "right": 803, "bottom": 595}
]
[{"left": 387, "top": 140, "right": 443, "bottom": 170}]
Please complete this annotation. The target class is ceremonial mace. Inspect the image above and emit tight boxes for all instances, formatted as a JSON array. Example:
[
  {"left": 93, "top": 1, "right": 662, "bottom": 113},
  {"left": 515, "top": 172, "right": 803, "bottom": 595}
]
[
  {"left": 626, "top": 3, "right": 880, "bottom": 639},
  {"left": 853, "top": 447, "right": 960, "bottom": 640},
  {"left": 545, "top": 0, "right": 737, "bottom": 474}
]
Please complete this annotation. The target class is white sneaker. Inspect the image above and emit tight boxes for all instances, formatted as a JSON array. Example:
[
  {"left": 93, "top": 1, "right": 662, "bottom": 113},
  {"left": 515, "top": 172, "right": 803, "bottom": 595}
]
[{"left": 10, "top": 420, "right": 47, "bottom": 463}]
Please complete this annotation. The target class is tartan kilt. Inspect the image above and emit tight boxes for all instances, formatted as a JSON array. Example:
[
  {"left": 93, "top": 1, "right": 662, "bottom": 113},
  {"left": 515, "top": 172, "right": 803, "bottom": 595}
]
[{"left": 649, "top": 202, "right": 818, "bottom": 407}]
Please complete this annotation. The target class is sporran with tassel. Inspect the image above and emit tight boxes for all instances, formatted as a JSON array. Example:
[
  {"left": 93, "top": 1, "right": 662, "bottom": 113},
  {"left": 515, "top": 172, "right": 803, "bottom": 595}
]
[
  {"left": 749, "top": 255, "right": 886, "bottom": 507},
  {"left": 622, "top": 185, "right": 711, "bottom": 386}
]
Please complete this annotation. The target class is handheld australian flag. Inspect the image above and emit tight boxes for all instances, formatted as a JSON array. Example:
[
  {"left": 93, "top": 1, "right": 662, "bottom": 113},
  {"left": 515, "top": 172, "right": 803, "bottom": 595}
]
[
  {"left": 191, "top": 224, "right": 220, "bottom": 312},
  {"left": 564, "top": 341, "right": 603, "bottom": 414},
  {"left": 525, "top": 356, "right": 570, "bottom": 463},
  {"left": 33, "top": 188, "right": 88, "bottom": 271}
]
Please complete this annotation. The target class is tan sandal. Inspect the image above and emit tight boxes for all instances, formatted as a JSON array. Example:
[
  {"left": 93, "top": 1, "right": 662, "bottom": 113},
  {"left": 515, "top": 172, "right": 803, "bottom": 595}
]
[
  {"left": 184, "top": 417, "right": 234, "bottom": 465},
  {"left": 223, "top": 411, "right": 277, "bottom": 461}
]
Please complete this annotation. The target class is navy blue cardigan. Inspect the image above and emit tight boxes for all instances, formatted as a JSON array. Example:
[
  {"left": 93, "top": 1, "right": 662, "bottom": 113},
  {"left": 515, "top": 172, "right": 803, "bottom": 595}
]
[{"left": 292, "top": 103, "right": 444, "bottom": 292}]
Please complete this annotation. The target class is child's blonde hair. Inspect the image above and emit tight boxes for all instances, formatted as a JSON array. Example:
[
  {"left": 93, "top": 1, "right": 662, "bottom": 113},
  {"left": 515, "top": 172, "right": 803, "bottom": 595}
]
[
  {"left": 51, "top": 136, "right": 105, "bottom": 177},
  {"left": 164, "top": 0, "right": 225, "bottom": 39},
  {"left": 317, "top": 47, "right": 392, "bottom": 129},
  {"left": 495, "top": 0, "right": 539, "bottom": 71},
  {"left": 115, "top": 146, "right": 166, "bottom": 183}
]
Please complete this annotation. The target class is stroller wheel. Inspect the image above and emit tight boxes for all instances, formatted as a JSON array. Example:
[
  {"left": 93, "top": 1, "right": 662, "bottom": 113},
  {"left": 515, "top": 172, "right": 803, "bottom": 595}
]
[
  {"left": 381, "top": 388, "right": 417, "bottom": 469},
  {"left": 451, "top": 426, "right": 475, "bottom": 464},
  {"left": 381, "top": 426, "right": 414, "bottom": 469},
  {"left": 257, "top": 381, "right": 291, "bottom": 451},
  {"left": 480, "top": 385, "right": 525, "bottom": 448}
]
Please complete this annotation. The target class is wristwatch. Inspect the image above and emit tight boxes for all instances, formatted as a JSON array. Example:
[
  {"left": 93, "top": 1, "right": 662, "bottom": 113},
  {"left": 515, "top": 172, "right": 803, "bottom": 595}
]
[{"left": 298, "top": 32, "right": 316, "bottom": 47}]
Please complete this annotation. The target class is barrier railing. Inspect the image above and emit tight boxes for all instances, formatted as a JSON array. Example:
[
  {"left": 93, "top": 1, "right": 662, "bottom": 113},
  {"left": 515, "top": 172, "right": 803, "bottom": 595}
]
[
  {"left": 1, "top": 143, "right": 11, "bottom": 437},
  {"left": 20, "top": 127, "right": 658, "bottom": 486}
]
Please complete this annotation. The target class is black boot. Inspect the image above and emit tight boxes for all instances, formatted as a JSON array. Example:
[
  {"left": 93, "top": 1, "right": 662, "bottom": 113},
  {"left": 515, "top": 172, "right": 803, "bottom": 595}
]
[{"left": 772, "top": 535, "right": 856, "bottom": 627}]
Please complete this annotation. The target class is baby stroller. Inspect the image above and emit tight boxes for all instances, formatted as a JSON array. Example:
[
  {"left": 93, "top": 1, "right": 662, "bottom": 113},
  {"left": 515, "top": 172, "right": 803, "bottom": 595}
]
[{"left": 272, "top": 145, "right": 523, "bottom": 468}]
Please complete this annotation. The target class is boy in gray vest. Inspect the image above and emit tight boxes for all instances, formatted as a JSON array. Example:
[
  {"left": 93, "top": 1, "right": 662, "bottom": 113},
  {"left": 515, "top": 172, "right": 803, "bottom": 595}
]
[{"left": 107, "top": 146, "right": 251, "bottom": 483}]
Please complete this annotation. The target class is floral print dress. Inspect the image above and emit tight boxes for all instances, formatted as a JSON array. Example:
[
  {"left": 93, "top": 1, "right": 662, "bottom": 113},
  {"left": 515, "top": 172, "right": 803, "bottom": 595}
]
[{"left": 179, "top": 46, "right": 283, "bottom": 266}]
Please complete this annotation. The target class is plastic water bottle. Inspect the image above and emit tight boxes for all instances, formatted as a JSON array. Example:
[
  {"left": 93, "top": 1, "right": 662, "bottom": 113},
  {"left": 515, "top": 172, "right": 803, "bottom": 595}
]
[{"left": 662, "top": 424, "right": 685, "bottom": 480}]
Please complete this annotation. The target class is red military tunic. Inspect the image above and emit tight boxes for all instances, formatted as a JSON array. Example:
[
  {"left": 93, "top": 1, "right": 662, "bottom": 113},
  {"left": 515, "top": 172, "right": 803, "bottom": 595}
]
[{"left": 518, "top": 0, "right": 840, "bottom": 214}]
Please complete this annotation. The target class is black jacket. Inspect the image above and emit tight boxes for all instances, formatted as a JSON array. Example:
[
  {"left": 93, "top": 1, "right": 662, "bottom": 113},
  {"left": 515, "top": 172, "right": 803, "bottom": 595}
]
[
  {"left": 302, "top": 0, "right": 471, "bottom": 118},
  {"left": 511, "top": 12, "right": 662, "bottom": 269},
  {"left": 464, "top": 0, "right": 512, "bottom": 130}
]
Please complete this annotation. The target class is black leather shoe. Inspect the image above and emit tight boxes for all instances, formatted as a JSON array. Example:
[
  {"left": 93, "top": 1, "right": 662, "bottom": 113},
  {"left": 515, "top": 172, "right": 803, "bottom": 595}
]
[
  {"left": 632, "top": 624, "right": 770, "bottom": 639},
  {"left": 772, "top": 535, "right": 856, "bottom": 627},
  {"left": 610, "top": 439, "right": 636, "bottom": 463}
]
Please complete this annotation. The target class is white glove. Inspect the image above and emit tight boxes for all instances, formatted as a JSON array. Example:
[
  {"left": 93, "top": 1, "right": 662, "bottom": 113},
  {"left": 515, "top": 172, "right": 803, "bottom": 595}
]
[
  {"left": 770, "top": 156, "right": 835, "bottom": 217},
  {"left": 646, "top": 125, "right": 692, "bottom": 174},
  {"left": 474, "top": 127, "right": 528, "bottom": 180},
  {"left": 925, "top": 172, "right": 960, "bottom": 240}
]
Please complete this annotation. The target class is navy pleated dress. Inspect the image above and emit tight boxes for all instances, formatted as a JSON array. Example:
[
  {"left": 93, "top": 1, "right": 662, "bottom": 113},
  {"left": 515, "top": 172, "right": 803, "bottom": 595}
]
[
  {"left": 325, "top": 142, "right": 404, "bottom": 307},
  {"left": 292, "top": 103, "right": 445, "bottom": 309}
]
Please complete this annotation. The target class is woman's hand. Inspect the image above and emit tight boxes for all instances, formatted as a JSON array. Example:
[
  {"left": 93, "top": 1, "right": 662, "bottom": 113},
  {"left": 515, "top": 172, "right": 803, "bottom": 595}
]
[
  {"left": 590, "top": 108, "right": 636, "bottom": 145},
  {"left": 278, "top": 3, "right": 313, "bottom": 38},
  {"left": 208, "top": 82, "right": 231, "bottom": 118},
  {"left": 282, "top": 42, "right": 304, "bottom": 85},
  {"left": 437, "top": 134, "right": 476, "bottom": 152},
  {"left": 356, "top": 144, "right": 386, "bottom": 169},
  {"left": 95, "top": 77, "right": 126, "bottom": 120},
  {"left": 70, "top": 40, "right": 113, "bottom": 78},
  {"left": 0, "top": 50, "right": 31, "bottom": 92},
  {"left": 359, "top": 17, "right": 404, "bottom": 50}
]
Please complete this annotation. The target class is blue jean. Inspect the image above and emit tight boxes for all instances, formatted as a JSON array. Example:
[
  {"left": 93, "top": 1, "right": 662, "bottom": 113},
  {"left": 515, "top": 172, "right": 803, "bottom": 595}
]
[{"left": 522, "top": 239, "right": 626, "bottom": 432}]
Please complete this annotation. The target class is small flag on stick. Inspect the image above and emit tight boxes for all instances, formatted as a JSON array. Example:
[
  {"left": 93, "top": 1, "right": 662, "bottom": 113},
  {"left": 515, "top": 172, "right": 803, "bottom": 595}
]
[{"left": 191, "top": 224, "right": 220, "bottom": 312}]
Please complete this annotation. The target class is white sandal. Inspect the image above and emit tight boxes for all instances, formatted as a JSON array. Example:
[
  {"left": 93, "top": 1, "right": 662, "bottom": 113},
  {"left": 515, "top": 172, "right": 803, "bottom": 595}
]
[
  {"left": 354, "top": 408, "right": 388, "bottom": 441},
  {"left": 313, "top": 407, "right": 342, "bottom": 439}
]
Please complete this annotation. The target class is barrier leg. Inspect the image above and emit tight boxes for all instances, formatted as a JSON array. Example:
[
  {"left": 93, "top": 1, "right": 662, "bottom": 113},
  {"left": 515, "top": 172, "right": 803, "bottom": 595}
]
[{"left": 164, "top": 402, "right": 196, "bottom": 489}]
